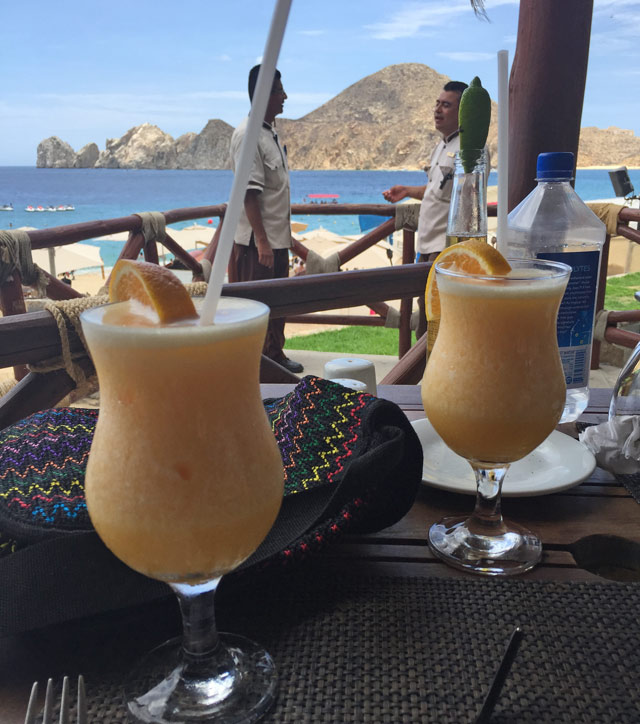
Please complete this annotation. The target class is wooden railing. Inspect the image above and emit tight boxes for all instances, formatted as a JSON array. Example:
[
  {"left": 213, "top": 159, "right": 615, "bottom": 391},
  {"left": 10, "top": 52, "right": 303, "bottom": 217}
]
[
  {"left": 1, "top": 203, "right": 416, "bottom": 355},
  {"left": 2, "top": 201, "right": 640, "bottom": 430},
  {"left": 0, "top": 265, "right": 429, "bottom": 429}
]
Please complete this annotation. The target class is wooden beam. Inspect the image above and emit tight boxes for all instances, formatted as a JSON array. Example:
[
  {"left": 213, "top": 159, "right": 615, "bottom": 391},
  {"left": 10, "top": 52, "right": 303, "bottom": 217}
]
[
  {"left": 509, "top": 0, "right": 594, "bottom": 210},
  {"left": 0, "top": 272, "right": 29, "bottom": 381},
  {"left": 285, "top": 314, "right": 385, "bottom": 327},
  {"left": 25, "top": 205, "right": 228, "bottom": 248},
  {"left": 337, "top": 218, "right": 396, "bottom": 265},
  {"left": 0, "top": 265, "right": 429, "bottom": 368},
  {"left": 399, "top": 228, "right": 416, "bottom": 357},
  {"left": 380, "top": 334, "right": 427, "bottom": 386},
  {"left": 0, "top": 358, "right": 95, "bottom": 430},
  {"left": 259, "top": 355, "right": 301, "bottom": 383}
]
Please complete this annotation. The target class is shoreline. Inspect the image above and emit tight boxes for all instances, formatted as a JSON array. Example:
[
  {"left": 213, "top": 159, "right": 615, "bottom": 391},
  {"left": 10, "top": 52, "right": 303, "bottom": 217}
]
[{"left": 2, "top": 164, "right": 640, "bottom": 171}]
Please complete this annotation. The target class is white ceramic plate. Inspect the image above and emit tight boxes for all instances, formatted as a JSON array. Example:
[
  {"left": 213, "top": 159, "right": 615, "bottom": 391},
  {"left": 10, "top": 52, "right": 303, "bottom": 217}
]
[{"left": 411, "top": 418, "right": 597, "bottom": 497}]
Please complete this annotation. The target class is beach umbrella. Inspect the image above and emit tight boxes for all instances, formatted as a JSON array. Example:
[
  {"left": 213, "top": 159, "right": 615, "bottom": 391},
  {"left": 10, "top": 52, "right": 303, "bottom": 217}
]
[
  {"left": 32, "top": 243, "right": 103, "bottom": 277},
  {"left": 300, "top": 228, "right": 351, "bottom": 245},
  {"left": 182, "top": 223, "right": 211, "bottom": 231}
]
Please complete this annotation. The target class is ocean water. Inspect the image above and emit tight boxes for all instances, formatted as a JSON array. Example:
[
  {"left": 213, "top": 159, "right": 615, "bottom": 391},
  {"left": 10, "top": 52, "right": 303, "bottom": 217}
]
[{"left": 1, "top": 166, "right": 638, "bottom": 268}]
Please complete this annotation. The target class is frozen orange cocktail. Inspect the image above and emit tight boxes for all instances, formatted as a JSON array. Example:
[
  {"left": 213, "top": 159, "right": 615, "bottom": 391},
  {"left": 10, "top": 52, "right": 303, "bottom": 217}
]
[
  {"left": 81, "top": 259, "right": 284, "bottom": 722},
  {"left": 421, "top": 242, "right": 570, "bottom": 575}
]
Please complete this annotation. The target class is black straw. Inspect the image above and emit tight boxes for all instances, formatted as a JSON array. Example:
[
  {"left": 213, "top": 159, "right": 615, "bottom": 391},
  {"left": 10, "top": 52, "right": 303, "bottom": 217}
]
[{"left": 475, "top": 626, "right": 524, "bottom": 724}]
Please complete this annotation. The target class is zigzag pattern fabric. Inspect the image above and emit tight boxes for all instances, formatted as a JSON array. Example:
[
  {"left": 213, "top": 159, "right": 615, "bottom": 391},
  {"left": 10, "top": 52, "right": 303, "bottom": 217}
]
[
  {"left": 265, "top": 376, "right": 373, "bottom": 495},
  {"left": 0, "top": 408, "right": 96, "bottom": 547},
  {"left": 0, "top": 378, "right": 377, "bottom": 557}
]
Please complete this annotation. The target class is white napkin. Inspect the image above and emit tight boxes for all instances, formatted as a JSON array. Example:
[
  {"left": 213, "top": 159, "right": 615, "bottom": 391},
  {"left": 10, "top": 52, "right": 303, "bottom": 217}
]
[{"left": 579, "top": 415, "right": 640, "bottom": 475}]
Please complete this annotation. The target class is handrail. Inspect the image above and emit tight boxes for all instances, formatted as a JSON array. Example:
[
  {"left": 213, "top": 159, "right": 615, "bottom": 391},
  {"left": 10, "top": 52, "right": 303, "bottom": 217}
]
[
  {"left": 4, "top": 199, "right": 640, "bottom": 394},
  {"left": 14, "top": 200, "right": 640, "bottom": 250},
  {"left": 2, "top": 203, "right": 417, "bottom": 359},
  {"left": 22, "top": 203, "right": 395, "bottom": 249},
  {"left": 24, "top": 205, "right": 228, "bottom": 247},
  {"left": 0, "top": 265, "right": 427, "bottom": 368},
  {"left": 0, "top": 264, "right": 429, "bottom": 429}
]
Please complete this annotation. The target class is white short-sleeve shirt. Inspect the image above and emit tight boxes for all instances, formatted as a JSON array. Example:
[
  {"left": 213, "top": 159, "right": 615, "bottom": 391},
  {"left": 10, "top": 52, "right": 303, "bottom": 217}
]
[
  {"left": 416, "top": 131, "right": 460, "bottom": 255},
  {"left": 230, "top": 117, "right": 292, "bottom": 250}
]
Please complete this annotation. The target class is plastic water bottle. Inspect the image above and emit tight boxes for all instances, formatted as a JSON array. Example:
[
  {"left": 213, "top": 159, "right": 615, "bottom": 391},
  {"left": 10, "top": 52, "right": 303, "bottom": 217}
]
[{"left": 507, "top": 152, "right": 606, "bottom": 423}]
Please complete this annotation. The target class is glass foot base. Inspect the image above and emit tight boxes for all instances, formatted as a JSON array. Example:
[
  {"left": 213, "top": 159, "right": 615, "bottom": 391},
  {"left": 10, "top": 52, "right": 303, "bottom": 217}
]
[
  {"left": 125, "top": 633, "right": 277, "bottom": 723},
  {"left": 428, "top": 516, "right": 542, "bottom": 576}
]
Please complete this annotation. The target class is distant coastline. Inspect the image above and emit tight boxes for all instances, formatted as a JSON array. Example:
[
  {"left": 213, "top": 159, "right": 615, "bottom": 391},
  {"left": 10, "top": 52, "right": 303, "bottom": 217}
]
[
  {"left": 11, "top": 163, "right": 640, "bottom": 171},
  {"left": 33, "top": 64, "right": 640, "bottom": 172},
  {"left": 580, "top": 165, "right": 640, "bottom": 170}
]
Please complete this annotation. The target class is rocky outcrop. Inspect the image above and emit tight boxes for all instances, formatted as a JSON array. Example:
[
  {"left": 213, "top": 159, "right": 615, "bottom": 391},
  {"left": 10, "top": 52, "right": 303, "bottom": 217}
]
[
  {"left": 74, "top": 143, "right": 100, "bottom": 168},
  {"left": 95, "top": 123, "right": 178, "bottom": 169},
  {"left": 37, "top": 137, "right": 76, "bottom": 168},
  {"left": 35, "top": 63, "right": 640, "bottom": 170},
  {"left": 176, "top": 120, "right": 233, "bottom": 169}
]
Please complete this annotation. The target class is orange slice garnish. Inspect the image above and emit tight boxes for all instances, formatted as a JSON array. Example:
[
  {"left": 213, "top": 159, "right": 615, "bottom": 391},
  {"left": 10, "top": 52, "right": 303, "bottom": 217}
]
[
  {"left": 425, "top": 239, "right": 511, "bottom": 320},
  {"left": 108, "top": 259, "right": 198, "bottom": 324}
]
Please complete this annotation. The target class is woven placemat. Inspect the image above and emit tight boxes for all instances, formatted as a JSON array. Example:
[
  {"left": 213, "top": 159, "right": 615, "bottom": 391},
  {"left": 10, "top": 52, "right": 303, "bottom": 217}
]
[
  {"left": 615, "top": 472, "right": 640, "bottom": 504},
  {"left": 52, "top": 571, "right": 640, "bottom": 723}
]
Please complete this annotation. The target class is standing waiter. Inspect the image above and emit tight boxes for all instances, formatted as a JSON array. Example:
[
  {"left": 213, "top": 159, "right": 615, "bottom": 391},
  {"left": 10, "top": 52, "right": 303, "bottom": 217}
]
[{"left": 230, "top": 64, "right": 303, "bottom": 374}]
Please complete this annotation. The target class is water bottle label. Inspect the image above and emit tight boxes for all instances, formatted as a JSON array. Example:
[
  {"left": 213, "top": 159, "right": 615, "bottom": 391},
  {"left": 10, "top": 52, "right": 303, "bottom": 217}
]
[
  {"left": 558, "top": 347, "right": 589, "bottom": 387},
  {"left": 537, "top": 250, "right": 600, "bottom": 388}
]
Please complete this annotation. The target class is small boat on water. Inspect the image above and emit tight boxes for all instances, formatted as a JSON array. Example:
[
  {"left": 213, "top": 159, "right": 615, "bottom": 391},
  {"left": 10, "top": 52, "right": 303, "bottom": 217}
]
[
  {"left": 1, "top": 204, "right": 13, "bottom": 211},
  {"left": 303, "top": 193, "right": 340, "bottom": 204},
  {"left": 25, "top": 204, "right": 75, "bottom": 212}
]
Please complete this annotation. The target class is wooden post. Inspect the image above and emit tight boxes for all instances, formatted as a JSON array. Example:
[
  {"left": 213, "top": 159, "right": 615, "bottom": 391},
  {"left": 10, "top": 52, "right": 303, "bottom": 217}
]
[
  {"left": 398, "top": 228, "right": 415, "bottom": 358},
  {"left": 0, "top": 272, "right": 29, "bottom": 381},
  {"left": 591, "top": 233, "right": 611, "bottom": 369},
  {"left": 508, "top": 0, "right": 594, "bottom": 211},
  {"left": 143, "top": 239, "right": 160, "bottom": 265}
]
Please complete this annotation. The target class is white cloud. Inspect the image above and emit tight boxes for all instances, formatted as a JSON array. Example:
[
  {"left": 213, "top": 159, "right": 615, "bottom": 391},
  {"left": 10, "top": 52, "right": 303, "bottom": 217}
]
[
  {"left": 298, "top": 29, "right": 325, "bottom": 36},
  {"left": 592, "top": 0, "right": 640, "bottom": 55},
  {"left": 438, "top": 51, "right": 495, "bottom": 62},
  {"left": 365, "top": 0, "right": 519, "bottom": 40},
  {"left": 594, "top": 0, "right": 640, "bottom": 10},
  {"left": 365, "top": 3, "right": 466, "bottom": 40},
  {"left": 217, "top": 54, "right": 231, "bottom": 62}
]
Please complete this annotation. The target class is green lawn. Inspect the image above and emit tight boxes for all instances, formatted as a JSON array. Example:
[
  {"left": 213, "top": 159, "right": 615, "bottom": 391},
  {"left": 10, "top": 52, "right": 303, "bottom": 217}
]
[
  {"left": 285, "top": 326, "right": 406, "bottom": 356},
  {"left": 285, "top": 273, "right": 640, "bottom": 355},
  {"left": 604, "top": 272, "right": 640, "bottom": 311}
]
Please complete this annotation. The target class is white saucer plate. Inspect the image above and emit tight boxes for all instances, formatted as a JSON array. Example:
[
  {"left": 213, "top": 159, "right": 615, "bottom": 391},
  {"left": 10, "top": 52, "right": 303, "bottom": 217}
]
[{"left": 411, "top": 418, "right": 597, "bottom": 497}]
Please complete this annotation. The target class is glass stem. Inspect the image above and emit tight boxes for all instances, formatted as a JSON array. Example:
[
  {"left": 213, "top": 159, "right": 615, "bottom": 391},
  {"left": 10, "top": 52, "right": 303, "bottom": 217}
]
[
  {"left": 171, "top": 578, "right": 232, "bottom": 679},
  {"left": 468, "top": 463, "right": 510, "bottom": 536}
]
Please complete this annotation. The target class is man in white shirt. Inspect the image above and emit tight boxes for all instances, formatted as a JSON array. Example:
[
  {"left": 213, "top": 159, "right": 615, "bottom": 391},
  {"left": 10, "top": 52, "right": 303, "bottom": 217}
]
[
  {"left": 382, "top": 81, "right": 468, "bottom": 337},
  {"left": 230, "top": 65, "right": 303, "bottom": 374}
]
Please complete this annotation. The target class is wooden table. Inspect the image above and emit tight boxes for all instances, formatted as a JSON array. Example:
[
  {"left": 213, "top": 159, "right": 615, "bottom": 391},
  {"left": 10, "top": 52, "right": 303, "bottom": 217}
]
[
  {"left": 263, "top": 384, "right": 636, "bottom": 583},
  {"left": 0, "top": 385, "right": 636, "bottom": 723}
]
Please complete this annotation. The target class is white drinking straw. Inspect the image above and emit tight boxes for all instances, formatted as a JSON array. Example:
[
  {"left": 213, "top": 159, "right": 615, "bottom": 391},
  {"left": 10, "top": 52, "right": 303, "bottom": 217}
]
[
  {"left": 496, "top": 49, "right": 509, "bottom": 256},
  {"left": 199, "top": 0, "right": 293, "bottom": 325}
]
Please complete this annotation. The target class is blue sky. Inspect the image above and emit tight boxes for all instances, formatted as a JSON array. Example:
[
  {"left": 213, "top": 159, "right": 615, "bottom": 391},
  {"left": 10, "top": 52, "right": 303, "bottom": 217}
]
[{"left": 1, "top": 0, "right": 638, "bottom": 166}]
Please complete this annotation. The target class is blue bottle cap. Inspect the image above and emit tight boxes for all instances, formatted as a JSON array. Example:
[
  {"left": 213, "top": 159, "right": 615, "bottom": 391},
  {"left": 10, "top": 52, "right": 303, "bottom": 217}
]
[{"left": 536, "top": 152, "right": 574, "bottom": 180}]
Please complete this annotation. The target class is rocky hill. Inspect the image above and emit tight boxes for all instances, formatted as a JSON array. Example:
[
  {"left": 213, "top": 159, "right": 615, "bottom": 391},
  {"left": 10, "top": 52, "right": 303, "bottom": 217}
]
[
  {"left": 36, "top": 63, "right": 639, "bottom": 170},
  {"left": 578, "top": 126, "right": 640, "bottom": 168},
  {"left": 278, "top": 63, "right": 498, "bottom": 170}
]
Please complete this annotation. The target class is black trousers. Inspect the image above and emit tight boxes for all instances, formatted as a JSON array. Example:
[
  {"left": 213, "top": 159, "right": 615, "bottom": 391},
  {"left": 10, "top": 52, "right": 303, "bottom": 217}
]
[{"left": 234, "top": 238, "right": 290, "bottom": 362}]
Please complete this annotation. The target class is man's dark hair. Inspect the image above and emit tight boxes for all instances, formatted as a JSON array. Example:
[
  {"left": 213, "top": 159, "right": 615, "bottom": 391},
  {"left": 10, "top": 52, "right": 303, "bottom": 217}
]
[
  {"left": 248, "top": 65, "right": 282, "bottom": 101},
  {"left": 443, "top": 81, "right": 469, "bottom": 95}
]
